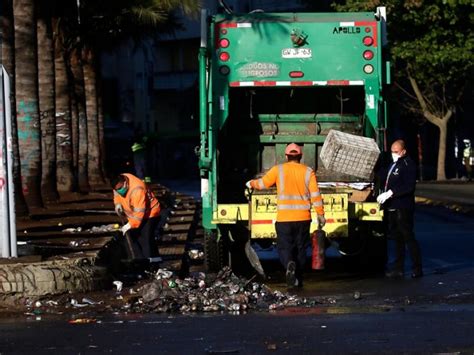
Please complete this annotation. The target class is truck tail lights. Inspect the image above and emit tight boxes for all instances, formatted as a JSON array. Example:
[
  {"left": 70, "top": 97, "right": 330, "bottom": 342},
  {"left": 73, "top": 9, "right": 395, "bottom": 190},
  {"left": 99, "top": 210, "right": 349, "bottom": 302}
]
[
  {"left": 363, "top": 50, "right": 374, "bottom": 60},
  {"left": 219, "top": 52, "right": 230, "bottom": 61},
  {"left": 219, "top": 65, "right": 230, "bottom": 75},
  {"left": 289, "top": 71, "right": 304, "bottom": 78},
  {"left": 219, "top": 38, "right": 229, "bottom": 48},
  {"left": 363, "top": 64, "right": 374, "bottom": 74},
  {"left": 363, "top": 36, "right": 374, "bottom": 46}
]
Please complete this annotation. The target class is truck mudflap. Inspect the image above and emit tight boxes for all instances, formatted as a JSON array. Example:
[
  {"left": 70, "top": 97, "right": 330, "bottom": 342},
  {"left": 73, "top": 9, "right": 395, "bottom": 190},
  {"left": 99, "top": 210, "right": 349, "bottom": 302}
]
[{"left": 211, "top": 191, "right": 383, "bottom": 240}]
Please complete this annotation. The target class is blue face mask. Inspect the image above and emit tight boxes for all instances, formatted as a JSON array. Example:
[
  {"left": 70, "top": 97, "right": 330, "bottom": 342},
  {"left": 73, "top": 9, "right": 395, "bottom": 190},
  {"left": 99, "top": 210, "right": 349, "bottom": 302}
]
[{"left": 116, "top": 186, "right": 128, "bottom": 197}]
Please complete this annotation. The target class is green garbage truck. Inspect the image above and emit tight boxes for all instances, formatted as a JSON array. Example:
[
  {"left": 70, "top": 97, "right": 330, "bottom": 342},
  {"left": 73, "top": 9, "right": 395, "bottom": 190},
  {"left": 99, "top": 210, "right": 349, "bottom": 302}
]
[{"left": 198, "top": 7, "right": 391, "bottom": 271}]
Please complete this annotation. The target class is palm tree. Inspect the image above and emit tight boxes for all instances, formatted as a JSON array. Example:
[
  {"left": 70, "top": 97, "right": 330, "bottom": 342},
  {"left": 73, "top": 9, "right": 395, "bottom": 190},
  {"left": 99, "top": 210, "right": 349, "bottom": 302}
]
[
  {"left": 82, "top": 47, "right": 105, "bottom": 187},
  {"left": 69, "top": 48, "right": 90, "bottom": 192},
  {"left": 0, "top": 0, "right": 29, "bottom": 216},
  {"left": 77, "top": 0, "right": 201, "bottom": 184},
  {"left": 37, "top": 8, "right": 59, "bottom": 202},
  {"left": 53, "top": 19, "right": 75, "bottom": 192},
  {"left": 13, "top": 0, "right": 42, "bottom": 208}
]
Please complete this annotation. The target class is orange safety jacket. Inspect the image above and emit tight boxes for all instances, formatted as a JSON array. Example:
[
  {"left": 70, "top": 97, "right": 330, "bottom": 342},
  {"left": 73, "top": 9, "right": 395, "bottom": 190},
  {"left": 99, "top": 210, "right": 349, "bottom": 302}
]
[
  {"left": 250, "top": 161, "right": 324, "bottom": 222},
  {"left": 113, "top": 173, "right": 161, "bottom": 229}
]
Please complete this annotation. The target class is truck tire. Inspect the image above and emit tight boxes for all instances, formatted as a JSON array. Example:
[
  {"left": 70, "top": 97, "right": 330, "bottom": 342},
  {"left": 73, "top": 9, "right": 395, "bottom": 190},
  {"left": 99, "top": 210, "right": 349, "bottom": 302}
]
[
  {"left": 204, "top": 230, "right": 225, "bottom": 272},
  {"left": 339, "top": 222, "right": 386, "bottom": 272}
]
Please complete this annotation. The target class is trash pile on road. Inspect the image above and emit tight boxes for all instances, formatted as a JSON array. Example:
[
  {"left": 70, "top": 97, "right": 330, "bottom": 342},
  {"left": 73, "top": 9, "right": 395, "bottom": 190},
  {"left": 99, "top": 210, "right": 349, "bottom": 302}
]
[
  {"left": 62, "top": 224, "right": 120, "bottom": 234},
  {"left": 127, "top": 267, "right": 308, "bottom": 314}
]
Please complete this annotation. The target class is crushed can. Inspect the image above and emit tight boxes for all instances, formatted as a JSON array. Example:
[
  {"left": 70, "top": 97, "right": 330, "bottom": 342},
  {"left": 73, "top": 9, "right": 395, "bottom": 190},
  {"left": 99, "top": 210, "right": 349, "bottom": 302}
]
[{"left": 311, "top": 228, "right": 326, "bottom": 270}]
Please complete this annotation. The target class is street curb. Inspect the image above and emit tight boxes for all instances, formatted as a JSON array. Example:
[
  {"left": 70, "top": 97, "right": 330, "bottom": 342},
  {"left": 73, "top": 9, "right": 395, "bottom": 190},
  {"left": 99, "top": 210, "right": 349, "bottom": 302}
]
[{"left": 415, "top": 196, "right": 474, "bottom": 216}]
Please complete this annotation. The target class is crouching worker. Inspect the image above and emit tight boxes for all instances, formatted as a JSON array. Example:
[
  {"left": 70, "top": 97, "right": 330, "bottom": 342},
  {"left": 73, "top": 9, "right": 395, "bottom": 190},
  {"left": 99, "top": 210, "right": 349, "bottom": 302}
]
[{"left": 112, "top": 173, "right": 161, "bottom": 259}]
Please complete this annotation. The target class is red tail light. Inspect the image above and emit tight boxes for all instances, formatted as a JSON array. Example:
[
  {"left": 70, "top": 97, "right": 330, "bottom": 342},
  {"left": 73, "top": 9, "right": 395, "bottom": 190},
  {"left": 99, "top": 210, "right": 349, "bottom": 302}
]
[
  {"left": 363, "top": 36, "right": 374, "bottom": 46},
  {"left": 219, "top": 38, "right": 229, "bottom": 48},
  {"left": 289, "top": 71, "right": 304, "bottom": 78},
  {"left": 363, "top": 50, "right": 374, "bottom": 60},
  {"left": 219, "top": 52, "right": 230, "bottom": 61}
]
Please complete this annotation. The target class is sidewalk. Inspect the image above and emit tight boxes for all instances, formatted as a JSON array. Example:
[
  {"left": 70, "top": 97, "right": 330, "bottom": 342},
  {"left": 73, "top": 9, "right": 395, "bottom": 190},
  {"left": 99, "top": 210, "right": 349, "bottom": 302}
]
[{"left": 415, "top": 180, "right": 474, "bottom": 215}]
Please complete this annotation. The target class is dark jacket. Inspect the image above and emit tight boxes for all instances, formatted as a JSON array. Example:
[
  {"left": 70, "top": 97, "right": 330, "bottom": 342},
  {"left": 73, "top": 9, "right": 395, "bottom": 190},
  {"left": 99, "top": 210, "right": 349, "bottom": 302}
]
[{"left": 380, "top": 155, "right": 417, "bottom": 210}]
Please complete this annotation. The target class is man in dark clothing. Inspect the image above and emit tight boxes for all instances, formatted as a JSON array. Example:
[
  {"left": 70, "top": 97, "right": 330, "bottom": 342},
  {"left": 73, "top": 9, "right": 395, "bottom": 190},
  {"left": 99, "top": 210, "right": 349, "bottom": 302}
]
[{"left": 377, "top": 139, "right": 423, "bottom": 279}]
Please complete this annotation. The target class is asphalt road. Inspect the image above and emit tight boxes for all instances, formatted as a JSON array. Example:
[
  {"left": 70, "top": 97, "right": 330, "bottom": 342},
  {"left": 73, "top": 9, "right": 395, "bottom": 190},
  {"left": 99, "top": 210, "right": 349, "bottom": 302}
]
[{"left": 0, "top": 204, "right": 473, "bottom": 354}]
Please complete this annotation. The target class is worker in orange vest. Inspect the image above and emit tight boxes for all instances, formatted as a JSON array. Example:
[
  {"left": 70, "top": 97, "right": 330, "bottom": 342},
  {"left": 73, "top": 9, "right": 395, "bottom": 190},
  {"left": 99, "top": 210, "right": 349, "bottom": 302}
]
[
  {"left": 246, "top": 143, "right": 325, "bottom": 288},
  {"left": 112, "top": 173, "right": 161, "bottom": 258}
]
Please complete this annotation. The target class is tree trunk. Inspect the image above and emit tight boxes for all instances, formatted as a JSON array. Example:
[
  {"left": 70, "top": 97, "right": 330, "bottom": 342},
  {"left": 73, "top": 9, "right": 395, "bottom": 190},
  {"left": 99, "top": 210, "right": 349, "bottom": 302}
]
[
  {"left": 97, "top": 75, "right": 107, "bottom": 181},
  {"left": 70, "top": 48, "right": 90, "bottom": 192},
  {"left": 408, "top": 75, "right": 452, "bottom": 181},
  {"left": 1, "top": 0, "right": 29, "bottom": 216},
  {"left": 37, "top": 15, "right": 59, "bottom": 202},
  {"left": 53, "top": 21, "right": 75, "bottom": 192},
  {"left": 13, "top": 0, "right": 43, "bottom": 208},
  {"left": 83, "top": 47, "right": 105, "bottom": 187},
  {"left": 69, "top": 66, "right": 80, "bottom": 181},
  {"left": 436, "top": 121, "right": 448, "bottom": 181}
]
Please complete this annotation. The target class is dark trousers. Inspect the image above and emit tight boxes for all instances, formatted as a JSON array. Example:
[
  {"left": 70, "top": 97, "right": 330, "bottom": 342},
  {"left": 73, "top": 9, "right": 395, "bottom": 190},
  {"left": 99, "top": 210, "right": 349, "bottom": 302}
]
[
  {"left": 275, "top": 220, "right": 310, "bottom": 281},
  {"left": 127, "top": 217, "right": 159, "bottom": 259},
  {"left": 386, "top": 209, "right": 422, "bottom": 273}
]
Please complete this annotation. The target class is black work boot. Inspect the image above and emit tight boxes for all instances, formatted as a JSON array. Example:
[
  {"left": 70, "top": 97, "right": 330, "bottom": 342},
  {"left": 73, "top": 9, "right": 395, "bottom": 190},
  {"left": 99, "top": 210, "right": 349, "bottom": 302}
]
[{"left": 286, "top": 261, "right": 296, "bottom": 287}]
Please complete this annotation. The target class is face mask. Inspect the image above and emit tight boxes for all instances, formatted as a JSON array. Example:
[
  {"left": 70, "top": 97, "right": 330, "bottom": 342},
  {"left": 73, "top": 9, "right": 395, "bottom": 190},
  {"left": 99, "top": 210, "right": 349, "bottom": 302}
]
[
  {"left": 392, "top": 153, "right": 400, "bottom": 162},
  {"left": 116, "top": 186, "right": 128, "bottom": 197}
]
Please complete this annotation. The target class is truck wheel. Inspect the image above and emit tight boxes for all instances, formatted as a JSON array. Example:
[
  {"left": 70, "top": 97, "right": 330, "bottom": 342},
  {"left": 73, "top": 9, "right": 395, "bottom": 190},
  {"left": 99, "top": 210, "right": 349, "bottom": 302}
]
[
  {"left": 339, "top": 223, "right": 386, "bottom": 272},
  {"left": 204, "top": 230, "right": 226, "bottom": 272}
]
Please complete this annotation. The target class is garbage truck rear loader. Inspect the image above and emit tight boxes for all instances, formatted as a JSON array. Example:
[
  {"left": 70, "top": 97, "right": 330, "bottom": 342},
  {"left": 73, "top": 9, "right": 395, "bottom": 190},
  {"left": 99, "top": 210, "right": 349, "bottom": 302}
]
[{"left": 198, "top": 8, "right": 390, "bottom": 271}]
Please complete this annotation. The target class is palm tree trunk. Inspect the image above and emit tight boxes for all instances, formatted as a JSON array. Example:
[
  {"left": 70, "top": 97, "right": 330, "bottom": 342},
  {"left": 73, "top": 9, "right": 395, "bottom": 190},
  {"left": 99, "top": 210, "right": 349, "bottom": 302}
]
[
  {"left": 83, "top": 47, "right": 105, "bottom": 187},
  {"left": 53, "top": 21, "right": 75, "bottom": 192},
  {"left": 37, "top": 15, "right": 59, "bottom": 202},
  {"left": 69, "top": 65, "right": 80, "bottom": 179},
  {"left": 13, "top": 0, "right": 43, "bottom": 208},
  {"left": 1, "top": 0, "right": 29, "bottom": 216},
  {"left": 70, "top": 48, "right": 90, "bottom": 192},
  {"left": 97, "top": 75, "right": 106, "bottom": 180}
]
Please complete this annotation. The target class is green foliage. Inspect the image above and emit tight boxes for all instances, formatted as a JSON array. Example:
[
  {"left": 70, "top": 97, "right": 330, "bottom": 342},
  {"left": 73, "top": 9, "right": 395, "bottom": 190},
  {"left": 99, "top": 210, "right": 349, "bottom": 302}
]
[
  {"left": 49, "top": 0, "right": 201, "bottom": 51},
  {"left": 334, "top": 0, "right": 474, "bottom": 103}
]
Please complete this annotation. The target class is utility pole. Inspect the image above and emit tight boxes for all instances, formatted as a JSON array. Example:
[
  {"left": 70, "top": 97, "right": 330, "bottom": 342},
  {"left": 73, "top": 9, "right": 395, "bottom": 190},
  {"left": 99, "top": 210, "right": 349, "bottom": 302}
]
[{"left": 0, "top": 66, "right": 17, "bottom": 257}]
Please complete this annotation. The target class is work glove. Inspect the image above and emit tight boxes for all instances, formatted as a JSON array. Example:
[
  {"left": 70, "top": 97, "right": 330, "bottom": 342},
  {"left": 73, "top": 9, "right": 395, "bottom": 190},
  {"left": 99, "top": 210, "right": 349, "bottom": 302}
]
[
  {"left": 317, "top": 214, "right": 326, "bottom": 228},
  {"left": 114, "top": 204, "right": 124, "bottom": 216},
  {"left": 245, "top": 180, "right": 252, "bottom": 189},
  {"left": 121, "top": 223, "right": 131, "bottom": 235},
  {"left": 376, "top": 190, "right": 393, "bottom": 204}
]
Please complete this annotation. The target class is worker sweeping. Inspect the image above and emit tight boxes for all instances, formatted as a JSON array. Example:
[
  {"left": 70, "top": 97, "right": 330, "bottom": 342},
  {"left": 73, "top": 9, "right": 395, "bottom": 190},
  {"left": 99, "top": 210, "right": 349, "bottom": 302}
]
[
  {"left": 112, "top": 173, "right": 161, "bottom": 259},
  {"left": 246, "top": 143, "right": 325, "bottom": 288}
]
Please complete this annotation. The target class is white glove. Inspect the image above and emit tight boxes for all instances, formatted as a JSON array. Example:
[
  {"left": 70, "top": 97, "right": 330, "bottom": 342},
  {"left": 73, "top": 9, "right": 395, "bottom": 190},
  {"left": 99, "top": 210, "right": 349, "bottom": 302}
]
[
  {"left": 114, "top": 204, "right": 124, "bottom": 216},
  {"left": 376, "top": 190, "right": 393, "bottom": 204},
  {"left": 317, "top": 214, "right": 326, "bottom": 228},
  {"left": 245, "top": 180, "right": 252, "bottom": 189},
  {"left": 121, "top": 223, "right": 131, "bottom": 235}
]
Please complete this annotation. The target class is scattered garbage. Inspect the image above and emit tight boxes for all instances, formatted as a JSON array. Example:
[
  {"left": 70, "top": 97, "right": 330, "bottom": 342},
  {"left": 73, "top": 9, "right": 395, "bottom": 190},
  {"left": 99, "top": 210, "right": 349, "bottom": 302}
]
[
  {"left": 70, "top": 298, "right": 89, "bottom": 308},
  {"left": 62, "top": 227, "right": 83, "bottom": 233},
  {"left": 68, "top": 318, "right": 97, "bottom": 324},
  {"left": 86, "top": 224, "right": 121, "bottom": 234},
  {"left": 188, "top": 249, "right": 205, "bottom": 260},
  {"left": 113, "top": 281, "right": 123, "bottom": 292},
  {"left": 128, "top": 267, "right": 306, "bottom": 314},
  {"left": 69, "top": 239, "right": 90, "bottom": 247},
  {"left": 353, "top": 291, "right": 361, "bottom": 300}
]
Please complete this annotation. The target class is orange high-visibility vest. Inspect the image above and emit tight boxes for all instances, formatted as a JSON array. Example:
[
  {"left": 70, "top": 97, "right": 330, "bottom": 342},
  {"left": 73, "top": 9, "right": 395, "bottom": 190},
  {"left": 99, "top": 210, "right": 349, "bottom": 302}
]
[
  {"left": 250, "top": 161, "right": 324, "bottom": 222},
  {"left": 113, "top": 173, "right": 161, "bottom": 228}
]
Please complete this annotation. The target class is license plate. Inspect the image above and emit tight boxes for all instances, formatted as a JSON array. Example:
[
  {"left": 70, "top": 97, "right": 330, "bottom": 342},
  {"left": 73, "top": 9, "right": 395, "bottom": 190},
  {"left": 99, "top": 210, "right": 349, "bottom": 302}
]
[{"left": 281, "top": 48, "right": 312, "bottom": 58}]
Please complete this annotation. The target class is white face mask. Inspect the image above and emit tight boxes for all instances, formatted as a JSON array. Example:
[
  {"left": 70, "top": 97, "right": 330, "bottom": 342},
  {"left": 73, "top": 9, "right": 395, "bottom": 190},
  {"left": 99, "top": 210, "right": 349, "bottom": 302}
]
[{"left": 392, "top": 153, "right": 400, "bottom": 162}]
